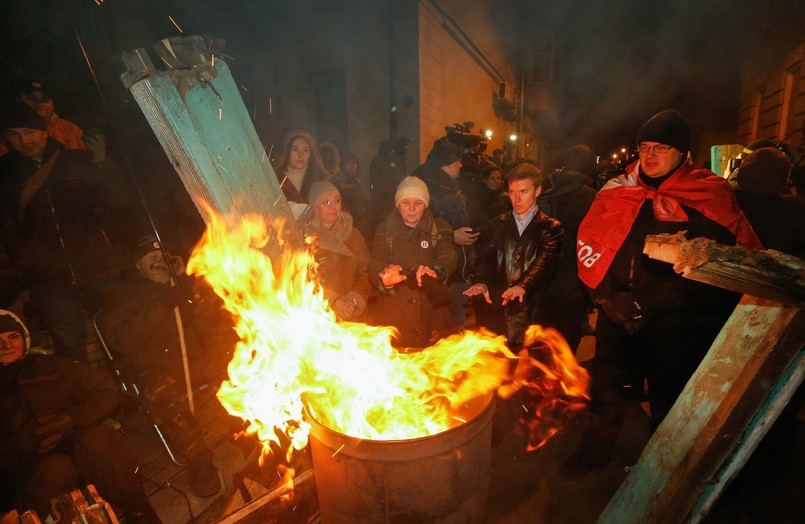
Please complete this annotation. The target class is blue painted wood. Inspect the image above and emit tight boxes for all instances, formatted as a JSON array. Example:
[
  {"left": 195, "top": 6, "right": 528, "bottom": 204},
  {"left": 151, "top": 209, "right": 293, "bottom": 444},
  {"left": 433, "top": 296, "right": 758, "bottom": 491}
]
[
  {"left": 689, "top": 351, "right": 804, "bottom": 521},
  {"left": 599, "top": 297, "right": 802, "bottom": 523},
  {"left": 121, "top": 38, "right": 302, "bottom": 246}
]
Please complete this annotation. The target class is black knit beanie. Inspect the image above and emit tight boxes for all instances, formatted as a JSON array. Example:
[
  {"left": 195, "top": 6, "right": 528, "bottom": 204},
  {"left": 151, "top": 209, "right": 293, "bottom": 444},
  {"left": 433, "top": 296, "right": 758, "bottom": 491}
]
[
  {"left": 1, "top": 102, "right": 45, "bottom": 131},
  {"left": 426, "top": 139, "right": 461, "bottom": 168},
  {"left": 636, "top": 110, "right": 691, "bottom": 155},
  {"left": 132, "top": 235, "right": 163, "bottom": 267},
  {"left": 0, "top": 310, "right": 25, "bottom": 335},
  {"left": 736, "top": 147, "right": 791, "bottom": 196}
]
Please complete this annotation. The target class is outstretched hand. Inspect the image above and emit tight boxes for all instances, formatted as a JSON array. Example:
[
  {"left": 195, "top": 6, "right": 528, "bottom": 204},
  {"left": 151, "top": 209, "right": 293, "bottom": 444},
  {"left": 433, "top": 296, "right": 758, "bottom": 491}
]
[
  {"left": 501, "top": 285, "right": 525, "bottom": 306},
  {"left": 414, "top": 265, "right": 437, "bottom": 286},
  {"left": 379, "top": 264, "right": 406, "bottom": 288},
  {"left": 464, "top": 283, "right": 492, "bottom": 304}
]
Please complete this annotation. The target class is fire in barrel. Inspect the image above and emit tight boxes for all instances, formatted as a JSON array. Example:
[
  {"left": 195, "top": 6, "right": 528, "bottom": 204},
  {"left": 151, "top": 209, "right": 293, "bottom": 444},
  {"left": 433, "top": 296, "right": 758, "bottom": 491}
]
[{"left": 187, "top": 213, "right": 589, "bottom": 523}]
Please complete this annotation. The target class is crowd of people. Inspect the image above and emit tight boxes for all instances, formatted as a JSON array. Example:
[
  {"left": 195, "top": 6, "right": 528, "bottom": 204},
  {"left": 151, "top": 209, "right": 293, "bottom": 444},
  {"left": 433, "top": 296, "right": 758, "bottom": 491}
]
[{"left": 1, "top": 72, "right": 804, "bottom": 523}]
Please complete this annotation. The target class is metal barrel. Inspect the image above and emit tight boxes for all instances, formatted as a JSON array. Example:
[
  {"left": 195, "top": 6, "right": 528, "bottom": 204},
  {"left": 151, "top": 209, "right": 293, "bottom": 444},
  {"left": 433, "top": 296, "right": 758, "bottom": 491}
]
[{"left": 308, "top": 394, "right": 495, "bottom": 524}]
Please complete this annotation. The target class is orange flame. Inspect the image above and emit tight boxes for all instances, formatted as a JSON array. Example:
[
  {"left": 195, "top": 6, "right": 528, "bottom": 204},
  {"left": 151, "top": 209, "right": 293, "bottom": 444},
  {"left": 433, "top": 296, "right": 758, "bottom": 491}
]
[
  {"left": 187, "top": 212, "right": 589, "bottom": 460},
  {"left": 499, "top": 325, "right": 591, "bottom": 451}
]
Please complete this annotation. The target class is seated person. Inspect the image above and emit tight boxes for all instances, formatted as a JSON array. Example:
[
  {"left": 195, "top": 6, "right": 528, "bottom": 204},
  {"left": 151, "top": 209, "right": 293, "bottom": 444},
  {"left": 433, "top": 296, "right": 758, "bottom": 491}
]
[
  {"left": 0, "top": 310, "right": 159, "bottom": 523},
  {"left": 99, "top": 236, "right": 236, "bottom": 498},
  {"left": 368, "top": 177, "right": 457, "bottom": 348},
  {"left": 299, "top": 182, "right": 370, "bottom": 321}
]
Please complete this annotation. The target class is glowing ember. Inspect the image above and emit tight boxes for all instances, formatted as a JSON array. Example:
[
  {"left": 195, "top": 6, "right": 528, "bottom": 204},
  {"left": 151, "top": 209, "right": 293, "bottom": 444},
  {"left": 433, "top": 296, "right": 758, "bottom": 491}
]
[{"left": 187, "top": 213, "right": 588, "bottom": 461}]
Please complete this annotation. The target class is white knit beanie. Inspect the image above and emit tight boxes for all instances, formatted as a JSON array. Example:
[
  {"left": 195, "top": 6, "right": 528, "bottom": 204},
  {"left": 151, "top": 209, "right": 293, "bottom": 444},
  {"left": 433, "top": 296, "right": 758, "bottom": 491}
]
[{"left": 395, "top": 176, "right": 430, "bottom": 207}]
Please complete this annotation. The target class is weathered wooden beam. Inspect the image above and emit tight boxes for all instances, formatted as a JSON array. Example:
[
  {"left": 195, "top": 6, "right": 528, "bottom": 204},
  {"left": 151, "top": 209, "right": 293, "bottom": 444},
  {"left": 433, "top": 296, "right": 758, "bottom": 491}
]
[
  {"left": 689, "top": 351, "right": 804, "bottom": 521},
  {"left": 599, "top": 298, "right": 804, "bottom": 524},
  {"left": 120, "top": 36, "right": 303, "bottom": 249},
  {"left": 600, "top": 233, "right": 805, "bottom": 523},
  {"left": 643, "top": 232, "right": 804, "bottom": 305}
]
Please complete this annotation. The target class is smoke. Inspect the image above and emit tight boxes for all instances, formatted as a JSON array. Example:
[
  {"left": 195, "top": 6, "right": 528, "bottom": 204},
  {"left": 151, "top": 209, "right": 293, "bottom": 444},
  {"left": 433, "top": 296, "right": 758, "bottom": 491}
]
[{"left": 547, "top": 0, "right": 754, "bottom": 153}]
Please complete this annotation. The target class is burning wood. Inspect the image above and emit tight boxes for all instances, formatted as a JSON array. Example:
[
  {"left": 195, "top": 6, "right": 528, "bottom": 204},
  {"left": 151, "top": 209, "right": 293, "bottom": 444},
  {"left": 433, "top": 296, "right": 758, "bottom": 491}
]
[{"left": 186, "top": 212, "right": 590, "bottom": 464}]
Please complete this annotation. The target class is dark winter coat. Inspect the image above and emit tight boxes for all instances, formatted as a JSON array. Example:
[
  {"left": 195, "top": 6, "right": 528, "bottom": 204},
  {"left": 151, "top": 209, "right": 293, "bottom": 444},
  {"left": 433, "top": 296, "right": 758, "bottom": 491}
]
[
  {"left": 368, "top": 209, "right": 457, "bottom": 348},
  {"left": 472, "top": 209, "right": 563, "bottom": 347},
  {"left": 301, "top": 211, "right": 371, "bottom": 317},
  {"left": 587, "top": 170, "right": 744, "bottom": 425},
  {"left": 537, "top": 169, "right": 596, "bottom": 349},
  {"left": 735, "top": 191, "right": 805, "bottom": 258},
  {"left": 100, "top": 274, "right": 234, "bottom": 382},
  {"left": 467, "top": 182, "right": 510, "bottom": 234},
  {"left": 413, "top": 164, "right": 474, "bottom": 283},
  {"left": 0, "top": 354, "right": 119, "bottom": 469},
  {"left": 0, "top": 139, "right": 129, "bottom": 289}
]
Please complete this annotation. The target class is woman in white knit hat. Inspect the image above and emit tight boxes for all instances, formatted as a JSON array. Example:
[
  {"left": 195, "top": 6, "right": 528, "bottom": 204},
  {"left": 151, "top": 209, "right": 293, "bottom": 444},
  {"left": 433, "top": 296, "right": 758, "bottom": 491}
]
[{"left": 367, "top": 176, "right": 457, "bottom": 348}]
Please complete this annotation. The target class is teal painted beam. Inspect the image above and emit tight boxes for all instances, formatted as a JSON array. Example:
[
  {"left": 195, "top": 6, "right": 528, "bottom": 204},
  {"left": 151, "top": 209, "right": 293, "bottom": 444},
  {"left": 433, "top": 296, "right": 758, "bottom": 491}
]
[
  {"left": 120, "top": 36, "right": 302, "bottom": 248},
  {"left": 689, "top": 350, "right": 804, "bottom": 521},
  {"left": 599, "top": 297, "right": 804, "bottom": 523}
]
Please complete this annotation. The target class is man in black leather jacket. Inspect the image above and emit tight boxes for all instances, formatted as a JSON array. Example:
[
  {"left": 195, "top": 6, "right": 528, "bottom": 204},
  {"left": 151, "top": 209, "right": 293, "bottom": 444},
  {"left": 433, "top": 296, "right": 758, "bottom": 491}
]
[{"left": 464, "top": 163, "right": 563, "bottom": 349}]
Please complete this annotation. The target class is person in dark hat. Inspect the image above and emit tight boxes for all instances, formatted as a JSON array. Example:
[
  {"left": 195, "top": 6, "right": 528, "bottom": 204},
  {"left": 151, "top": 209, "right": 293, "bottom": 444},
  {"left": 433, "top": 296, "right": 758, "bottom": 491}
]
[
  {"left": 562, "top": 109, "right": 764, "bottom": 478},
  {"left": 368, "top": 137, "right": 411, "bottom": 225},
  {"left": 412, "top": 139, "right": 479, "bottom": 332},
  {"left": 0, "top": 309, "right": 160, "bottom": 523},
  {"left": 14, "top": 79, "right": 104, "bottom": 157},
  {"left": 536, "top": 144, "right": 597, "bottom": 353},
  {"left": 731, "top": 147, "right": 805, "bottom": 257},
  {"left": 99, "top": 236, "right": 236, "bottom": 498},
  {"left": 0, "top": 101, "right": 132, "bottom": 363}
]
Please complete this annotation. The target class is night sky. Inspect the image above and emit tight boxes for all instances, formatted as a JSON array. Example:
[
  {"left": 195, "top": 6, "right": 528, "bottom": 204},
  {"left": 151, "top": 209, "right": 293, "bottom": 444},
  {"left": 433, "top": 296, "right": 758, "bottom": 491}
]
[
  {"left": 0, "top": 0, "right": 760, "bottom": 160},
  {"left": 543, "top": 0, "right": 757, "bottom": 156}
]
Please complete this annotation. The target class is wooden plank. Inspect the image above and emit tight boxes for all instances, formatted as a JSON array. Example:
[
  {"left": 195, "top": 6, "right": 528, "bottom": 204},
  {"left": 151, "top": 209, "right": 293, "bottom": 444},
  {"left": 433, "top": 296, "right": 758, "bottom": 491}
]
[
  {"left": 689, "top": 351, "right": 804, "bottom": 521},
  {"left": 120, "top": 36, "right": 303, "bottom": 250},
  {"left": 599, "top": 298, "right": 804, "bottom": 524},
  {"left": 643, "top": 233, "right": 805, "bottom": 305}
]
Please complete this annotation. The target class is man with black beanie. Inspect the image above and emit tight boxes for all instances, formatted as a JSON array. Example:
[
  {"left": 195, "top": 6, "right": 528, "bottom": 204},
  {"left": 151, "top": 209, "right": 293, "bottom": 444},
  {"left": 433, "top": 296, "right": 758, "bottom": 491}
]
[
  {"left": 562, "top": 109, "right": 763, "bottom": 478},
  {"left": 99, "top": 236, "right": 236, "bottom": 498},
  {"left": 413, "top": 139, "right": 480, "bottom": 331},
  {"left": 0, "top": 101, "right": 133, "bottom": 363}
]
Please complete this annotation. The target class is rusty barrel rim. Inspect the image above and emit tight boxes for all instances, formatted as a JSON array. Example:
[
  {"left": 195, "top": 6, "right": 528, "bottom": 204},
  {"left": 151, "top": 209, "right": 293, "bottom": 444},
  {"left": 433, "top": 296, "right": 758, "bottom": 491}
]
[{"left": 305, "top": 393, "right": 495, "bottom": 461}]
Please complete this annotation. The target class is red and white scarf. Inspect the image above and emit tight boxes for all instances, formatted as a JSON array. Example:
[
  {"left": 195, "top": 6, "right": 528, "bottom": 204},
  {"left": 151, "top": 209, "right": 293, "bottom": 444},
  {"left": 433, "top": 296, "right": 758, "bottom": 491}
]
[{"left": 576, "top": 159, "right": 762, "bottom": 288}]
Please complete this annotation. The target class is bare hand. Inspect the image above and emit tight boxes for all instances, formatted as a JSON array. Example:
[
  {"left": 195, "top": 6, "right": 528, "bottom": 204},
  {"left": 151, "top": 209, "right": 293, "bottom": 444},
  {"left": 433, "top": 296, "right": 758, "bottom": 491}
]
[
  {"left": 334, "top": 297, "right": 357, "bottom": 320},
  {"left": 464, "top": 283, "right": 492, "bottom": 304},
  {"left": 415, "top": 265, "right": 437, "bottom": 286},
  {"left": 84, "top": 132, "right": 106, "bottom": 163},
  {"left": 379, "top": 264, "right": 406, "bottom": 288},
  {"left": 501, "top": 285, "right": 525, "bottom": 305},
  {"left": 454, "top": 227, "right": 480, "bottom": 246}
]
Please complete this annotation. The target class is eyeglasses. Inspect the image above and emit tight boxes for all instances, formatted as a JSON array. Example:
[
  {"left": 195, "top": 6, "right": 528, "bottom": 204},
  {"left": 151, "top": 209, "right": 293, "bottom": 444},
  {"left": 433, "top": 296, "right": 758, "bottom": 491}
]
[{"left": 638, "top": 144, "right": 673, "bottom": 154}]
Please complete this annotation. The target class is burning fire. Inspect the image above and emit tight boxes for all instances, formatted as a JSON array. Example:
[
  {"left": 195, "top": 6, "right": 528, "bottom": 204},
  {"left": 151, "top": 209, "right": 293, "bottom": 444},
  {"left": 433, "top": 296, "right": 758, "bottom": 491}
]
[
  {"left": 187, "top": 213, "right": 589, "bottom": 460},
  {"left": 499, "top": 326, "right": 591, "bottom": 451}
]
